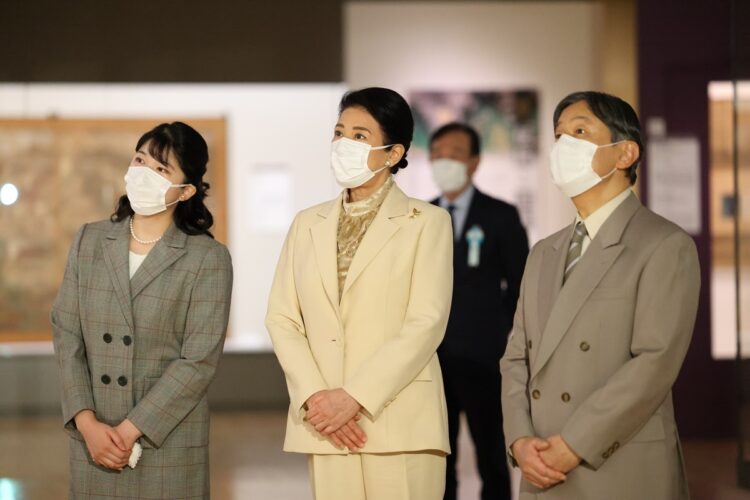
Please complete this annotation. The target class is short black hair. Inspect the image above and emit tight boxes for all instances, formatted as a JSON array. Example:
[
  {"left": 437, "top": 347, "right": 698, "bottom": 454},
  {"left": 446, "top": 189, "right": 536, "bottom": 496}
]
[
  {"left": 339, "top": 87, "right": 414, "bottom": 174},
  {"left": 553, "top": 91, "right": 643, "bottom": 184},
  {"left": 429, "top": 122, "right": 481, "bottom": 156}
]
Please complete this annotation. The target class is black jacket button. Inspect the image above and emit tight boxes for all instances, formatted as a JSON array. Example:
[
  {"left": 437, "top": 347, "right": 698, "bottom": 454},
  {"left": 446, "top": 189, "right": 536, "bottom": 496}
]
[
  {"left": 123, "top": 336, "right": 132, "bottom": 346},
  {"left": 117, "top": 376, "right": 128, "bottom": 387},
  {"left": 103, "top": 333, "right": 112, "bottom": 343},
  {"left": 101, "top": 374, "right": 111, "bottom": 385}
]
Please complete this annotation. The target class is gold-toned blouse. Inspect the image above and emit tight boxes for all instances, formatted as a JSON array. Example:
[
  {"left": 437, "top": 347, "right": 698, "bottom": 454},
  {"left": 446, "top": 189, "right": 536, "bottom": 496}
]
[{"left": 337, "top": 176, "right": 394, "bottom": 300}]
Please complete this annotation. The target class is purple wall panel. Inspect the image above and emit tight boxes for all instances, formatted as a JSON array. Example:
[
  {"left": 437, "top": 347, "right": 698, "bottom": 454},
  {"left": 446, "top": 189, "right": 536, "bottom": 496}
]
[{"left": 638, "top": 0, "right": 733, "bottom": 438}]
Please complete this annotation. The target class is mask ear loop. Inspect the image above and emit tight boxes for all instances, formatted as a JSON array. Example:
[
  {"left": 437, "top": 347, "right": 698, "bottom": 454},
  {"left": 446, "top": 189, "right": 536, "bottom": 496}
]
[
  {"left": 598, "top": 139, "right": 628, "bottom": 148},
  {"left": 596, "top": 140, "right": 629, "bottom": 179},
  {"left": 599, "top": 167, "right": 619, "bottom": 180},
  {"left": 172, "top": 184, "right": 192, "bottom": 204},
  {"left": 370, "top": 144, "right": 396, "bottom": 174},
  {"left": 369, "top": 164, "right": 391, "bottom": 176}
]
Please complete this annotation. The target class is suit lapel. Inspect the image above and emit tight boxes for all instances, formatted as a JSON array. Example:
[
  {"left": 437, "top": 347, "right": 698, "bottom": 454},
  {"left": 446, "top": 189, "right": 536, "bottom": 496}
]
[
  {"left": 530, "top": 229, "right": 571, "bottom": 367},
  {"left": 310, "top": 195, "right": 343, "bottom": 315},
  {"left": 531, "top": 240, "right": 624, "bottom": 379},
  {"left": 130, "top": 223, "right": 188, "bottom": 299},
  {"left": 451, "top": 190, "right": 481, "bottom": 274},
  {"left": 458, "top": 189, "right": 482, "bottom": 244},
  {"left": 102, "top": 220, "right": 134, "bottom": 332},
  {"left": 531, "top": 194, "right": 641, "bottom": 380},
  {"left": 432, "top": 189, "right": 480, "bottom": 274},
  {"left": 341, "top": 184, "right": 409, "bottom": 298}
]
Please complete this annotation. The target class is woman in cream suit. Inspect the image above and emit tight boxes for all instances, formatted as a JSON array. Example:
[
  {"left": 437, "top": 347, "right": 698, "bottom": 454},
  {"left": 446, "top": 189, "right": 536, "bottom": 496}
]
[
  {"left": 52, "top": 122, "right": 233, "bottom": 499},
  {"left": 266, "top": 87, "right": 454, "bottom": 500}
]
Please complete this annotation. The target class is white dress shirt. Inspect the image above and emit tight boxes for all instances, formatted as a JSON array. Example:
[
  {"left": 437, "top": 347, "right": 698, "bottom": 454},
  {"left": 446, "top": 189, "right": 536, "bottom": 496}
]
[
  {"left": 439, "top": 185, "right": 475, "bottom": 241},
  {"left": 577, "top": 188, "right": 634, "bottom": 255},
  {"left": 129, "top": 251, "right": 148, "bottom": 279}
]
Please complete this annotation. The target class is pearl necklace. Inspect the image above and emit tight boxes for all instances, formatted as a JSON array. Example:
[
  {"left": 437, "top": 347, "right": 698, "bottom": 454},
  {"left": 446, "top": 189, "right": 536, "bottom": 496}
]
[{"left": 129, "top": 217, "right": 163, "bottom": 245}]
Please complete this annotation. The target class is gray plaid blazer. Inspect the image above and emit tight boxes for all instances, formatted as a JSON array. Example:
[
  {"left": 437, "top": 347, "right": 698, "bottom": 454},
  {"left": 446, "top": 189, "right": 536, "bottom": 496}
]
[{"left": 51, "top": 218, "right": 233, "bottom": 500}]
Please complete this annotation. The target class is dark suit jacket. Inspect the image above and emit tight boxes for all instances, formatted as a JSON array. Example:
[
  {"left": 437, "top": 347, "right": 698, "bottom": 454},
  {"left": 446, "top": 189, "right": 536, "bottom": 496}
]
[{"left": 432, "top": 188, "right": 529, "bottom": 364}]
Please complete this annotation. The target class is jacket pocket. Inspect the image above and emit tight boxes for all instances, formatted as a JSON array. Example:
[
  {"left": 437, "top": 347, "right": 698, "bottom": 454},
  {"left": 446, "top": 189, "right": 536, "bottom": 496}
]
[
  {"left": 589, "top": 287, "right": 628, "bottom": 301},
  {"left": 629, "top": 415, "right": 665, "bottom": 443},
  {"left": 414, "top": 361, "right": 434, "bottom": 381}
]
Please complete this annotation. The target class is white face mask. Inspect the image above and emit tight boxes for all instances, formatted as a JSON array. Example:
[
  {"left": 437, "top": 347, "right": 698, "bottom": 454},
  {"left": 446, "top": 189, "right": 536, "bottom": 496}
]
[
  {"left": 549, "top": 134, "right": 625, "bottom": 198},
  {"left": 124, "top": 166, "right": 190, "bottom": 216},
  {"left": 431, "top": 158, "right": 469, "bottom": 193},
  {"left": 330, "top": 137, "right": 392, "bottom": 189}
]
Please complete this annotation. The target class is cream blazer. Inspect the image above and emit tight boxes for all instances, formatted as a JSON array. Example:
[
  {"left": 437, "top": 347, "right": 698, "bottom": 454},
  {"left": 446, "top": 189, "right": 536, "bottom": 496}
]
[{"left": 266, "top": 183, "right": 453, "bottom": 454}]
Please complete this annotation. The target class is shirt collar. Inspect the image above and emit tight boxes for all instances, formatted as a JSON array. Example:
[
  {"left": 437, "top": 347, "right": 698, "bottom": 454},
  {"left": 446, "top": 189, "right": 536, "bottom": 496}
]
[
  {"left": 342, "top": 175, "right": 394, "bottom": 216},
  {"left": 440, "top": 184, "right": 475, "bottom": 210},
  {"left": 576, "top": 187, "right": 633, "bottom": 240}
]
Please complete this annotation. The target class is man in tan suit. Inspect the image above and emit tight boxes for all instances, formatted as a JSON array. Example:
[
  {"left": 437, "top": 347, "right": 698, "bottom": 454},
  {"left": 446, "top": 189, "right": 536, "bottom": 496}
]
[{"left": 500, "top": 91, "right": 700, "bottom": 499}]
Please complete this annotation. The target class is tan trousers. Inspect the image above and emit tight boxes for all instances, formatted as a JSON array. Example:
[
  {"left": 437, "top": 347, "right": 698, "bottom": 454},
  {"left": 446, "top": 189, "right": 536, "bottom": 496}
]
[{"left": 308, "top": 451, "right": 446, "bottom": 500}]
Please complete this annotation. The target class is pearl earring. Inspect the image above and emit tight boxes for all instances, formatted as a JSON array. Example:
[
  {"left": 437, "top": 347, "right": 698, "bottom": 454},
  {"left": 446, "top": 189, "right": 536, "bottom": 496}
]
[{"left": 385, "top": 160, "right": 391, "bottom": 167}]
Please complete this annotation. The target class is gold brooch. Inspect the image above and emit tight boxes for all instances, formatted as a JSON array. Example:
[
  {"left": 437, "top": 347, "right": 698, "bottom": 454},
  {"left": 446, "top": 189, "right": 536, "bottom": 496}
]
[{"left": 409, "top": 208, "right": 421, "bottom": 219}]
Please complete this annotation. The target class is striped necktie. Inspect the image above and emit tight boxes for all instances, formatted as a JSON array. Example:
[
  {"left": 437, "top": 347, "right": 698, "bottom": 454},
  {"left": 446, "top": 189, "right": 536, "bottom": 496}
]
[{"left": 564, "top": 221, "right": 588, "bottom": 283}]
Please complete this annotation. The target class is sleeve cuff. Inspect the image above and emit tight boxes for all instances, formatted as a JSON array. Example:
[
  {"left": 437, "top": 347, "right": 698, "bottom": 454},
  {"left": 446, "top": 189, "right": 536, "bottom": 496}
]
[
  {"left": 292, "top": 385, "right": 328, "bottom": 419},
  {"left": 62, "top": 394, "right": 95, "bottom": 431},
  {"left": 507, "top": 446, "right": 519, "bottom": 468},
  {"left": 342, "top": 383, "right": 381, "bottom": 420},
  {"left": 127, "top": 399, "right": 174, "bottom": 448},
  {"left": 561, "top": 428, "right": 605, "bottom": 470}
]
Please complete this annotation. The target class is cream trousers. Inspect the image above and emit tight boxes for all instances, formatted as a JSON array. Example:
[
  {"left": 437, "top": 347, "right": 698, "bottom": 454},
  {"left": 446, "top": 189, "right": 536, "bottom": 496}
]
[{"left": 308, "top": 451, "right": 447, "bottom": 500}]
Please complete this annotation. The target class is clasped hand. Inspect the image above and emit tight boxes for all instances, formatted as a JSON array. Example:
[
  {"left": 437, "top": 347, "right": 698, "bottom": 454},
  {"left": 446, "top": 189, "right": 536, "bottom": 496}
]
[
  {"left": 512, "top": 434, "right": 580, "bottom": 489},
  {"left": 305, "top": 388, "right": 367, "bottom": 451},
  {"left": 75, "top": 410, "right": 143, "bottom": 471}
]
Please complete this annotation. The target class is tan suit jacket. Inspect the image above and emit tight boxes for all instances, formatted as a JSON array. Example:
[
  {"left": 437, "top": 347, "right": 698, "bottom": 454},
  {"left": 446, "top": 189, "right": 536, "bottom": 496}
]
[
  {"left": 266, "top": 184, "right": 453, "bottom": 454},
  {"left": 501, "top": 193, "right": 700, "bottom": 499}
]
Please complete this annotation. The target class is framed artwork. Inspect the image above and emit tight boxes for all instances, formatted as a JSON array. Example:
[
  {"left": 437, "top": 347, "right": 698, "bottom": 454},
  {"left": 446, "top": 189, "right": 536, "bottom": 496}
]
[
  {"left": 0, "top": 118, "right": 227, "bottom": 341},
  {"left": 409, "top": 90, "right": 539, "bottom": 232}
]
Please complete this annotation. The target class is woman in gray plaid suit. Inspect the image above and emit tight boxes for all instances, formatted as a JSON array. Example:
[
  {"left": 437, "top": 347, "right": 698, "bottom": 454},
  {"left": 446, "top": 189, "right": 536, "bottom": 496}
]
[{"left": 52, "top": 122, "right": 233, "bottom": 500}]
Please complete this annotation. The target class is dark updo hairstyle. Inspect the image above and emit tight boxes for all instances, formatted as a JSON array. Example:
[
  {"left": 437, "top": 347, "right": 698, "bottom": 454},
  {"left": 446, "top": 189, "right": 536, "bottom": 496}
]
[
  {"left": 111, "top": 121, "right": 214, "bottom": 238},
  {"left": 338, "top": 87, "right": 414, "bottom": 174}
]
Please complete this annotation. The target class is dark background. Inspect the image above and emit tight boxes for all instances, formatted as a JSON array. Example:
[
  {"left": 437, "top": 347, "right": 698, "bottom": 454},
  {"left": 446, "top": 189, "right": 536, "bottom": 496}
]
[{"left": 0, "top": 0, "right": 343, "bottom": 82}]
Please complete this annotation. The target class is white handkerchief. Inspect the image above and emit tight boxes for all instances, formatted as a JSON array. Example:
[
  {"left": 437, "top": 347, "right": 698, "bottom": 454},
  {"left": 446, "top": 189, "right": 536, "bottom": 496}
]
[{"left": 128, "top": 442, "right": 143, "bottom": 468}]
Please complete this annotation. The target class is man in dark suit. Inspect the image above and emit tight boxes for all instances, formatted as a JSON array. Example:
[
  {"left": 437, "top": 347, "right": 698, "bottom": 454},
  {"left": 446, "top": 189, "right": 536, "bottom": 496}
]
[{"left": 430, "top": 123, "right": 529, "bottom": 500}]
